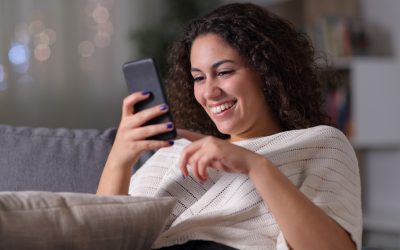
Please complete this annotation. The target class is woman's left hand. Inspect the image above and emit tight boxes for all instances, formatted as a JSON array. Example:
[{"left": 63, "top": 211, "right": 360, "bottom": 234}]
[{"left": 179, "top": 136, "right": 264, "bottom": 182}]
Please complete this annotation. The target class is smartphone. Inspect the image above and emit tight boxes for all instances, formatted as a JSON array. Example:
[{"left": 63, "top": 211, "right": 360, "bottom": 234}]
[{"left": 122, "top": 58, "right": 176, "bottom": 140}]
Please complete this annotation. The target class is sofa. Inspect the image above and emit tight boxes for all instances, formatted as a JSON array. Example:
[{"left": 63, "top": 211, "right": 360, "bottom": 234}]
[
  {"left": 0, "top": 124, "right": 383, "bottom": 250},
  {"left": 0, "top": 124, "right": 175, "bottom": 250}
]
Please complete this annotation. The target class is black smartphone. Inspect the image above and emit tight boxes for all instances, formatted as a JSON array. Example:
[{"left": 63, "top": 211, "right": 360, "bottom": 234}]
[{"left": 122, "top": 58, "right": 176, "bottom": 141}]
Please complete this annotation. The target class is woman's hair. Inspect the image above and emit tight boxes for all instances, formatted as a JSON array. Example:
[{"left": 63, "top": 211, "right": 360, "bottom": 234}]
[{"left": 166, "top": 3, "right": 332, "bottom": 138}]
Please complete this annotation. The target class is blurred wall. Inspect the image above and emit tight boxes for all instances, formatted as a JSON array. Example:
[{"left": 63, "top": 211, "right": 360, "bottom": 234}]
[
  {"left": 0, "top": 0, "right": 164, "bottom": 129},
  {"left": 361, "top": 0, "right": 400, "bottom": 58}
]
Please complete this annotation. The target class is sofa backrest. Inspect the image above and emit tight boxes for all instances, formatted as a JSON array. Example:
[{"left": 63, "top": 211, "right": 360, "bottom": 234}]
[{"left": 0, "top": 125, "right": 116, "bottom": 193}]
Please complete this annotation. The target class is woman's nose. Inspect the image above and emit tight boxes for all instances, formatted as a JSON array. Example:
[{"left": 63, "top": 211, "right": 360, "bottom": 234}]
[{"left": 203, "top": 79, "right": 222, "bottom": 99}]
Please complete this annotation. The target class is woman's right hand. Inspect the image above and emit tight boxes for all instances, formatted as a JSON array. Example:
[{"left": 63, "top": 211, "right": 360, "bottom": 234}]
[{"left": 107, "top": 91, "right": 174, "bottom": 169}]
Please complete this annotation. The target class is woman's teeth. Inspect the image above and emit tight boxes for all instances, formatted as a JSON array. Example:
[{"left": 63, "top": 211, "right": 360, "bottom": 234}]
[{"left": 211, "top": 102, "right": 235, "bottom": 114}]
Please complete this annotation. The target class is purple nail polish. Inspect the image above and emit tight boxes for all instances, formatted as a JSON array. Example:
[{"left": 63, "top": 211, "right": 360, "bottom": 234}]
[
  {"left": 166, "top": 122, "right": 174, "bottom": 129},
  {"left": 168, "top": 140, "right": 174, "bottom": 145},
  {"left": 160, "top": 104, "right": 168, "bottom": 110},
  {"left": 142, "top": 91, "right": 151, "bottom": 95}
]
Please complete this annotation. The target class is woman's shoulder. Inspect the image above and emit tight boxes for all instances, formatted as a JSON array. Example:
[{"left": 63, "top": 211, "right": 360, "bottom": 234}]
[
  {"left": 304, "top": 125, "right": 353, "bottom": 147},
  {"left": 291, "top": 125, "right": 354, "bottom": 149},
  {"left": 305, "top": 125, "right": 346, "bottom": 138},
  {"left": 299, "top": 125, "right": 358, "bottom": 163}
]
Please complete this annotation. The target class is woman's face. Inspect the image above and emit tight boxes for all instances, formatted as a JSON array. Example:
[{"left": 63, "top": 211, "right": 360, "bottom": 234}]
[{"left": 190, "top": 33, "right": 281, "bottom": 140}]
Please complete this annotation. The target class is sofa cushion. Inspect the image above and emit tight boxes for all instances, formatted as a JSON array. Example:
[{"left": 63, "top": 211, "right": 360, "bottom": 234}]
[
  {"left": 0, "top": 191, "right": 176, "bottom": 250},
  {"left": 0, "top": 125, "right": 116, "bottom": 193}
]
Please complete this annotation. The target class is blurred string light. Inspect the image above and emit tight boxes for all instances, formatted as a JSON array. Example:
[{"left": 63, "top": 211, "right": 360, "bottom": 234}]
[
  {"left": 30, "top": 21, "right": 56, "bottom": 62},
  {"left": 8, "top": 17, "right": 57, "bottom": 75},
  {"left": 8, "top": 42, "right": 31, "bottom": 74},
  {"left": 79, "top": 0, "right": 114, "bottom": 71},
  {"left": 5, "top": 14, "right": 57, "bottom": 87},
  {"left": 92, "top": 5, "right": 109, "bottom": 24},
  {"left": 8, "top": 43, "right": 30, "bottom": 65}
]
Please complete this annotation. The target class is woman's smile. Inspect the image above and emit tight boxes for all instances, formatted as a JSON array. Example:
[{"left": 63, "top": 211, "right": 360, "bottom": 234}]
[{"left": 209, "top": 100, "right": 237, "bottom": 115}]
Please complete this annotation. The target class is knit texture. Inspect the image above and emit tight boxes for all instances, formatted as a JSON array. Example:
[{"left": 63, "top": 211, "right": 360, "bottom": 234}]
[{"left": 129, "top": 125, "right": 362, "bottom": 250}]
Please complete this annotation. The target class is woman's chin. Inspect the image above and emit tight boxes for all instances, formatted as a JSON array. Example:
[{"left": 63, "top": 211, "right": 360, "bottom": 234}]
[{"left": 215, "top": 124, "right": 235, "bottom": 136}]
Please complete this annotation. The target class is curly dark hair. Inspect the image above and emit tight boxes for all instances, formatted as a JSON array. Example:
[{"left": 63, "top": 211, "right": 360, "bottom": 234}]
[{"left": 165, "top": 3, "right": 331, "bottom": 139}]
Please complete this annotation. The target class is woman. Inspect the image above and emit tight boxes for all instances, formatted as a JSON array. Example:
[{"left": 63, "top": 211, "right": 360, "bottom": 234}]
[{"left": 97, "top": 3, "right": 362, "bottom": 250}]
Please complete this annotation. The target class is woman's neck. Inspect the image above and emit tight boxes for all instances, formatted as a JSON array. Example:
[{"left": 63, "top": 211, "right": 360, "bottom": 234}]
[{"left": 229, "top": 121, "right": 283, "bottom": 142}]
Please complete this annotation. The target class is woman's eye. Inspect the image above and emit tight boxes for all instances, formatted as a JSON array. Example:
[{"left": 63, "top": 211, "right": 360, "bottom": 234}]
[
  {"left": 193, "top": 76, "right": 205, "bottom": 83},
  {"left": 217, "top": 70, "right": 233, "bottom": 77}
]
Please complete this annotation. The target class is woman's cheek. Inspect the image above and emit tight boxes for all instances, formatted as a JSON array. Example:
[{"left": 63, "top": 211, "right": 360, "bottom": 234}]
[{"left": 194, "top": 85, "right": 205, "bottom": 106}]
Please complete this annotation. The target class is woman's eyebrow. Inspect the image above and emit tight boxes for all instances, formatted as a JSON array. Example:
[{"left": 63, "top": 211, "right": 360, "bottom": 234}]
[{"left": 191, "top": 59, "right": 236, "bottom": 72}]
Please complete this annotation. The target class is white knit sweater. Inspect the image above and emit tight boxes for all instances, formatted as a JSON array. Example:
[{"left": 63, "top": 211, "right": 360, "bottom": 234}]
[{"left": 129, "top": 125, "right": 362, "bottom": 250}]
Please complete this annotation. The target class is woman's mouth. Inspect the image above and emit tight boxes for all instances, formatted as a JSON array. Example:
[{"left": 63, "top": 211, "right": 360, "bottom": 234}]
[{"left": 210, "top": 100, "right": 237, "bottom": 114}]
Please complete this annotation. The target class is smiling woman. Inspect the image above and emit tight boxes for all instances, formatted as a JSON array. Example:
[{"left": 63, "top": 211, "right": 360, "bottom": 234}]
[{"left": 97, "top": 3, "right": 362, "bottom": 250}]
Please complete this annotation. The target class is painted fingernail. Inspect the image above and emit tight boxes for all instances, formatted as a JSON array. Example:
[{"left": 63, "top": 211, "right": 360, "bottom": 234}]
[
  {"left": 166, "top": 122, "right": 174, "bottom": 129},
  {"left": 160, "top": 104, "right": 168, "bottom": 110},
  {"left": 142, "top": 91, "right": 151, "bottom": 95},
  {"left": 168, "top": 140, "right": 174, "bottom": 145}
]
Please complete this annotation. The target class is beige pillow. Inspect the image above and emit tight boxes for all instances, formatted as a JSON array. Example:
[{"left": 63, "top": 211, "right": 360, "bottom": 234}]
[{"left": 0, "top": 191, "right": 175, "bottom": 250}]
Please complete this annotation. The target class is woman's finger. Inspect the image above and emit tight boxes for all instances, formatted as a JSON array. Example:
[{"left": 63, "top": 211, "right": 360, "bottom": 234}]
[
  {"left": 186, "top": 145, "right": 216, "bottom": 182},
  {"left": 122, "top": 91, "right": 151, "bottom": 117},
  {"left": 134, "top": 139, "right": 173, "bottom": 152},
  {"left": 179, "top": 140, "right": 205, "bottom": 176},
  {"left": 179, "top": 145, "right": 198, "bottom": 177},
  {"left": 188, "top": 153, "right": 203, "bottom": 182},
  {"left": 197, "top": 156, "right": 211, "bottom": 182},
  {"left": 130, "top": 103, "right": 169, "bottom": 128},
  {"left": 126, "top": 122, "right": 174, "bottom": 140}
]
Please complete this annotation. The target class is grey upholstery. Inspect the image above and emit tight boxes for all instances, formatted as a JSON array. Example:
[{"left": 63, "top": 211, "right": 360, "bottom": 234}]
[{"left": 0, "top": 124, "right": 116, "bottom": 193}]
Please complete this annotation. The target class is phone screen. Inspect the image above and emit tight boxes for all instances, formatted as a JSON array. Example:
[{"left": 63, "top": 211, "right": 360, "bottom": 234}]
[{"left": 122, "top": 58, "right": 176, "bottom": 140}]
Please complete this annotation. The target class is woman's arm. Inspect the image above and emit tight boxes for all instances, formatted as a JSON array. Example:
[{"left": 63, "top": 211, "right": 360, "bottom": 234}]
[
  {"left": 179, "top": 136, "right": 356, "bottom": 250},
  {"left": 96, "top": 92, "right": 174, "bottom": 195},
  {"left": 249, "top": 157, "right": 355, "bottom": 250}
]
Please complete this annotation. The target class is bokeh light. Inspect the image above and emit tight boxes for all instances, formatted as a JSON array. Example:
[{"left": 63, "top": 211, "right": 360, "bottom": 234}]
[
  {"left": 34, "top": 31, "right": 50, "bottom": 46},
  {"left": 80, "top": 0, "right": 114, "bottom": 59},
  {"left": 78, "top": 40, "right": 95, "bottom": 57},
  {"left": 8, "top": 43, "right": 30, "bottom": 65},
  {"left": 92, "top": 5, "right": 109, "bottom": 24},
  {"left": 34, "top": 44, "right": 51, "bottom": 61}
]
